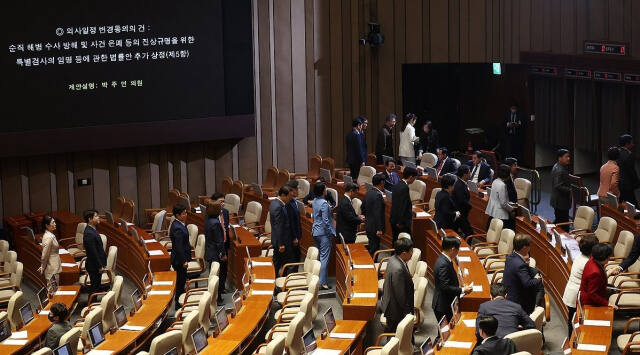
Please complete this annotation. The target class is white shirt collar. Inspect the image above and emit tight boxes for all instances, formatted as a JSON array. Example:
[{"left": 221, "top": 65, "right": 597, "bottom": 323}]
[
  {"left": 441, "top": 252, "right": 452, "bottom": 263},
  {"left": 344, "top": 194, "right": 352, "bottom": 202},
  {"left": 482, "top": 336, "right": 496, "bottom": 344}
]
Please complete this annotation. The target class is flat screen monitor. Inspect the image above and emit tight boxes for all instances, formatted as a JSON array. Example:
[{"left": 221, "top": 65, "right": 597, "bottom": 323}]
[
  {"left": 131, "top": 289, "right": 143, "bottom": 311},
  {"left": 626, "top": 201, "right": 637, "bottom": 216},
  {"left": 438, "top": 228, "right": 447, "bottom": 240},
  {"left": 302, "top": 328, "right": 317, "bottom": 354},
  {"left": 429, "top": 219, "right": 438, "bottom": 235},
  {"left": 518, "top": 204, "right": 532, "bottom": 223},
  {"left": 114, "top": 305, "right": 127, "bottom": 328},
  {"left": 232, "top": 290, "right": 242, "bottom": 315},
  {"left": 323, "top": 307, "right": 336, "bottom": 334},
  {"left": 424, "top": 167, "right": 438, "bottom": 180},
  {"left": 566, "top": 244, "right": 574, "bottom": 262},
  {"left": 252, "top": 183, "right": 263, "bottom": 197},
  {"left": 607, "top": 192, "right": 619, "bottom": 208},
  {"left": 88, "top": 322, "right": 106, "bottom": 348},
  {"left": 553, "top": 229, "right": 563, "bottom": 251},
  {"left": 438, "top": 315, "right": 450, "bottom": 343},
  {"left": 36, "top": 287, "right": 48, "bottom": 309},
  {"left": 343, "top": 175, "right": 353, "bottom": 185},
  {"left": 385, "top": 189, "right": 392, "bottom": 203},
  {"left": 467, "top": 180, "right": 478, "bottom": 193},
  {"left": 19, "top": 303, "right": 34, "bottom": 326},
  {"left": 319, "top": 168, "right": 332, "bottom": 183},
  {"left": 215, "top": 307, "right": 229, "bottom": 333},
  {"left": 245, "top": 246, "right": 252, "bottom": 267},
  {"left": 420, "top": 337, "right": 434, "bottom": 355},
  {"left": 191, "top": 326, "right": 208, "bottom": 354},
  {"left": 0, "top": 318, "right": 11, "bottom": 342},
  {"left": 538, "top": 218, "right": 548, "bottom": 237},
  {"left": 450, "top": 297, "right": 460, "bottom": 324},
  {"left": 53, "top": 342, "right": 73, "bottom": 355},
  {"left": 49, "top": 275, "right": 58, "bottom": 294}
]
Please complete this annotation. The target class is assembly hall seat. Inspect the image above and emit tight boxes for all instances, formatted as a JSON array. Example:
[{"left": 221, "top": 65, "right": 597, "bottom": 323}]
[
  {"left": 167, "top": 311, "right": 199, "bottom": 354},
  {"left": 6, "top": 291, "right": 24, "bottom": 330},
  {"left": 470, "top": 218, "right": 504, "bottom": 257},
  {"left": 60, "top": 222, "right": 87, "bottom": 260},
  {"left": 419, "top": 153, "right": 438, "bottom": 169},
  {"left": 297, "top": 178, "right": 310, "bottom": 198},
  {"left": 0, "top": 261, "right": 22, "bottom": 304},
  {"left": 79, "top": 246, "right": 118, "bottom": 289},
  {"left": 254, "top": 336, "right": 285, "bottom": 355},
  {"left": 225, "top": 193, "right": 242, "bottom": 216},
  {"left": 373, "top": 314, "right": 414, "bottom": 355},
  {"left": 514, "top": 177, "right": 532, "bottom": 207},
  {"left": 555, "top": 205, "right": 594, "bottom": 235},
  {"left": 262, "top": 166, "right": 279, "bottom": 191},
  {"left": 505, "top": 329, "right": 543, "bottom": 355},
  {"left": 220, "top": 176, "right": 234, "bottom": 196},
  {"left": 57, "top": 327, "right": 81, "bottom": 353},
  {"left": 364, "top": 336, "right": 399, "bottom": 355},
  {"left": 357, "top": 166, "right": 376, "bottom": 185},
  {"left": 135, "top": 330, "right": 182, "bottom": 355},
  {"left": 605, "top": 230, "right": 635, "bottom": 273}
]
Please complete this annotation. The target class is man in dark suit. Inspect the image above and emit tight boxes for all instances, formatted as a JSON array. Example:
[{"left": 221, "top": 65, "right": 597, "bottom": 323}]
[
  {"left": 359, "top": 116, "right": 368, "bottom": 155},
  {"left": 381, "top": 238, "right": 415, "bottom": 332},
  {"left": 83, "top": 209, "right": 106, "bottom": 298},
  {"left": 434, "top": 174, "right": 460, "bottom": 230},
  {"left": 362, "top": 173, "right": 386, "bottom": 255},
  {"left": 336, "top": 183, "right": 364, "bottom": 244},
  {"left": 618, "top": 134, "right": 639, "bottom": 205},
  {"left": 346, "top": 118, "right": 366, "bottom": 180},
  {"left": 375, "top": 113, "right": 396, "bottom": 164},
  {"left": 285, "top": 180, "right": 302, "bottom": 270},
  {"left": 390, "top": 167, "right": 418, "bottom": 243},
  {"left": 551, "top": 149, "right": 571, "bottom": 231},
  {"left": 504, "top": 158, "right": 518, "bottom": 203},
  {"left": 503, "top": 234, "right": 543, "bottom": 314},
  {"left": 169, "top": 204, "right": 191, "bottom": 309},
  {"left": 476, "top": 284, "right": 535, "bottom": 340},
  {"left": 472, "top": 315, "right": 518, "bottom": 355},
  {"left": 467, "top": 151, "right": 492, "bottom": 188},
  {"left": 435, "top": 147, "right": 456, "bottom": 176},
  {"left": 453, "top": 166, "right": 473, "bottom": 236},
  {"left": 432, "top": 236, "right": 472, "bottom": 321},
  {"left": 211, "top": 192, "right": 230, "bottom": 293},
  {"left": 382, "top": 159, "right": 400, "bottom": 191},
  {"left": 270, "top": 186, "right": 293, "bottom": 277},
  {"left": 504, "top": 101, "right": 526, "bottom": 160}
]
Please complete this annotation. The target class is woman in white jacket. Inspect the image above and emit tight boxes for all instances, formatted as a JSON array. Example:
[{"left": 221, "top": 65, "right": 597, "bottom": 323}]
[
  {"left": 484, "top": 164, "right": 515, "bottom": 230},
  {"left": 561, "top": 234, "right": 598, "bottom": 337},
  {"left": 398, "top": 113, "right": 420, "bottom": 164}
]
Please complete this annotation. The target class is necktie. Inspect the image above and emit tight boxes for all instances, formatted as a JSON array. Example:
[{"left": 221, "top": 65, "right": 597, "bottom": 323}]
[
  {"left": 219, "top": 215, "right": 227, "bottom": 241},
  {"left": 471, "top": 164, "right": 479, "bottom": 181}
]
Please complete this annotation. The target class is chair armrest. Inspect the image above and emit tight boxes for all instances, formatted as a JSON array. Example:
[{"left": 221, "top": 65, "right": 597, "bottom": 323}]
[
  {"left": 279, "top": 262, "right": 304, "bottom": 277},
  {"left": 554, "top": 221, "right": 573, "bottom": 227},
  {"left": 474, "top": 245, "right": 498, "bottom": 256},
  {"left": 413, "top": 307, "right": 421, "bottom": 325},
  {"left": 568, "top": 228, "right": 589, "bottom": 234},
  {"left": 364, "top": 346, "right": 384, "bottom": 355},
  {"left": 412, "top": 202, "right": 429, "bottom": 207},
  {"left": 372, "top": 249, "right": 394, "bottom": 263},
  {"left": 377, "top": 257, "right": 391, "bottom": 277},
  {"left": 611, "top": 272, "right": 640, "bottom": 285},
  {"left": 282, "top": 274, "right": 310, "bottom": 290},
  {"left": 465, "top": 233, "right": 487, "bottom": 243},
  {"left": 484, "top": 258, "right": 507, "bottom": 270},
  {"left": 86, "top": 292, "right": 107, "bottom": 307},
  {"left": 613, "top": 289, "right": 640, "bottom": 306},
  {"left": 623, "top": 317, "right": 640, "bottom": 333},
  {"left": 57, "top": 237, "right": 77, "bottom": 245},
  {"left": 472, "top": 241, "right": 497, "bottom": 249},
  {"left": 375, "top": 333, "right": 396, "bottom": 346},
  {"left": 281, "top": 301, "right": 302, "bottom": 309}
]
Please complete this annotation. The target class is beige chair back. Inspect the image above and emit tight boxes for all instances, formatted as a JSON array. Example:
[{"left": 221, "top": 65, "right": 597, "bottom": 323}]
[
  {"left": 147, "top": 330, "right": 182, "bottom": 355},
  {"left": 309, "top": 260, "right": 321, "bottom": 277},
  {"left": 10, "top": 262, "right": 23, "bottom": 288},
  {"left": 307, "top": 275, "right": 320, "bottom": 319},
  {"left": 58, "top": 327, "right": 82, "bottom": 351},
  {"left": 615, "top": 230, "right": 635, "bottom": 259},
  {"left": 357, "top": 166, "right": 376, "bottom": 185},
  {"left": 414, "top": 277, "right": 428, "bottom": 325},
  {"left": 299, "top": 293, "right": 314, "bottom": 332},
  {"left": 297, "top": 179, "right": 310, "bottom": 199},
  {"left": 208, "top": 276, "right": 220, "bottom": 321},
  {"left": 100, "top": 291, "right": 117, "bottom": 332},
  {"left": 197, "top": 291, "right": 213, "bottom": 333},
  {"left": 31, "top": 349, "right": 53, "bottom": 355},
  {"left": 82, "top": 306, "right": 103, "bottom": 345},
  {"left": 224, "top": 193, "right": 241, "bottom": 215},
  {"left": 7, "top": 291, "right": 24, "bottom": 330},
  {"left": 428, "top": 188, "right": 441, "bottom": 210},
  {"left": 264, "top": 336, "right": 286, "bottom": 355},
  {"left": 396, "top": 314, "right": 415, "bottom": 355},
  {"left": 195, "top": 234, "right": 206, "bottom": 260},
  {"left": 151, "top": 210, "right": 167, "bottom": 236},
  {"left": 181, "top": 311, "right": 200, "bottom": 354},
  {"left": 409, "top": 180, "right": 427, "bottom": 202},
  {"left": 76, "top": 223, "right": 88, "bottom": 250},
  {"left": 3, "top": 251, "right": 16, "bottom": 273},
  {"left": 106, "top": 246, "right": 118, "bottom": 271},
  {"left": 398, "top": 233, "right": 411, "bottom": 240},
  {"left": 514, "top": 178, "right": 531, "bottom": 201},
  {"left": 100, "top": 234, "right": 107, "bottom": 251},
  {"left": 285, "top": 312, "right": 306, "bottom": 355},
  {"left": 245, "top": 201, "right": 263, "bottom": 226},
  {"left": 420, "top": 153, "right": 438, "bottom": 169},
  {"left": 413, "top": 261, "right": 428, "bottom": 284},
  {"left": 504, "top": 329, "right": 543, "bottom": 354},
  {"left": 381, "top": 337, "right": 400, "bottom": 355},
  {"left": 187, "top": 224, "right": 199, "bottom": 249},
  {"left": 265, "top": 212, "right": 272, "bottom": 234},
  {"left": 306, "top": 246, "right": 319, "bottom": 261},
  {"left": 498, "top": 229, "right": 516, "bottom": 254},
  {"left": 0, "top": 240, "right": 8, "bottom": 263},
  {"left": 594, "top": 216, "right": 617, "bottom": 243},
  {"left": 486, "top": 218, "right": 504, "bottom": 244},
  {"left": 352, "top": 198, "right": 362, "bottom": 215},
  {"left": 407, "top": 248, "right": 421, "bottom": 276},
  {"left": 529, "top": 306, "right": 545, "bottom": 331},
  {"left": 210, "top": 262, "right": 220, "bottom": 279},
  {"left": 574, "top": 206, "right": 595, "bottom": 231},
  {"left": 326, "top": 188, "right": 338, "bottom": 205},
  {"left": 112, "top": 276, "right": 124, "bottom": 305}
]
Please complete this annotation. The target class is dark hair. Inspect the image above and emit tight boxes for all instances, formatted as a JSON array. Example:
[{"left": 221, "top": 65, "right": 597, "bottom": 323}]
[
  {"left": 359, "top": 115, "right": 368, "bottom": 123},
  {"left": 42, "top": 215, "right": 54, "bottom": 231},
  {"left": 578, "top": 234, "right": 599, "bottom": 256},
  {"left": 385, "top": 159, "right": 396, "bottom": 167},
  {"left": 50, "top": 303, "right": 69, "bottom": 321},
  {"left": 437, "top": 147, "right": 448, "bottom": 156},
  {"left": 372, "top": 173, "right": 386, "bottom": 187},
  {"left": 205, "top": 200, "right": 222, "bottom": 217},
  {"left": 477, "top": 315, "right": 499, "bottom": 336},
  {"left": 607, "top": 146, "right": 620, "bottom": 161},
  {"left": 456, "top": 165, "right": 470, "bottom": 178},
  {"left": 313, "top": 182, "right": 326, "bottom": 197},
  {"left": 592, "top": 243, "right": 612, "bottom": 262},
  {"left": 402, "top": 167, "right": 418, "bottom": 179},
  {"left": 352, "top": 117, "right": 362, "bottom": 127},
  {"left": 285, "top": 180, "right": 299, "bottom": 189},
  {"left": 423, "top": 121, "right": 433, "bottom": 130},
  {"left": 557, "top": 148, "right": 569, "bottom": 159},
  {"left": 394, "top": 237, "right": 414, "bottom": 254},
  {"left": 386, "top": 113, "right": 397, "bottom": 122},
  {"left": 278, "top": 185, "right": 291, "bottom": 197},
  {"left": 620, "top": 134, "right": 634, "bottom": 147},
  {"left": 473, "top": 151, "right": 483, "bottom": 159},
  {"left": 496, "top": 164, "right": 511, "bottom": 180},
  {"left": 83, "top": 209, "right": 98, "bottom": 223},
  {"left": 440, "top": 173, "right": 457, "bottom": 189},
  {"left": 402, "top": 113, "right": 416, "bottom": 131},
  {"left": 172, "top": 204, "right": 187, "bottom": 216},
  {"left": 441, "top": 236, "right": 461, "bottom": 251},
  {"left": 490, "top": 283, "right": 507, "bottom": 298},
  {"left": 211, "top": 192, "right": 224, "bottom": 201},
  {"left": 344, "top": 182, "right": 359, "bottom": 193},
  {"left": 513, "top": 234, "right": 531, "bottom": 251},
  {"left": 504, "top": 157, "right": 518, "bottom": 167}
]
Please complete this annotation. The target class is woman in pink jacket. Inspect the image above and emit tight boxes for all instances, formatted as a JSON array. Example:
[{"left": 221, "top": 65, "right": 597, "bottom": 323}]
[{"left": 597, "top": 147, "right": 620, "bottom": 199}]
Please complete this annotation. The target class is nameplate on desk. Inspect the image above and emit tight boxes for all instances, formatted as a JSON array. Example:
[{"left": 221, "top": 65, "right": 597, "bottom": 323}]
[
  {"left": 58, "top": 249, "right": 70, "bottom": 255},
  {"left": 459, "top": 247, "right": 470, "bottom": 251},
  {"left": 2, "top": 339, "right": 28, "bottom": 345},
  {"left": 251, "top": 261, "right": 272, "bottom": 267},
  {"left": 352, "top": 292, "right": 376, "bottom": 298},
  {"left": 148, "top": 250, "right": 164, "bottom": 256},
  {"left": 148, "top": 290, "right": 171, "bottom": 296},
  {"left": 583, "top": 320, "right": 611, "bottom": 327},
  {"left": 126, "top": 222, "right": 135, "bottom": 226},
  {"left": 39, "top": 310, "right": 50, "bottom": 315},
  {"left": 152, "top": 281, "right": 173, "bottom": 286},
  {"left": 120, "top": 324, "right": 146, "bottom": 331},
  {"left": 231, "top": 224, "right": 241, "bottom": 228},
  {"left": 253, "top": 279, "right": 275, "bottom": 284},
  {"left": 251, "top": 290, "right": 274, "bottom": 296},
  {"left": 9, "top": 331, "right": 27, "bottom": 339},
  {"left": 329, "top": 332, "right": 356, "bottom": 339},
  {"left": 54, "top": 290, "right": 76, "bottom": 296},
  {"left": 576, "top": 344, "right": 607, "bottom": 352},
  {"left": 311, "top": 349, "right": 342, "bottom": 355},
  {"left": 462, "top": 319, "right": 476, "bottom": 327},
  {"left": 415, "top": 212, "right": 430, "bottom": 218},
  {"left": 87, "top": 350, "right": 115, "bottom": 355},
  {"left": 472, "top": 285, "right": 483, "bottom": 292},
  {"left": 61, "top": 263, "right": 77, "bottom": 267},
  {"left": 144, "top": 239, "right": 158, "bottom": 244},
  {"left": 268, "top": 197, "right": 277, "bottom": 200},
  {"left": 443, "top": 341, "right": 472, "bottom": 349},
  {"left": 457, "top": 256, "right": 471, "bottom": 263},
  {"left": 352, "top": 264, "right": 374, "bottom": 269}
]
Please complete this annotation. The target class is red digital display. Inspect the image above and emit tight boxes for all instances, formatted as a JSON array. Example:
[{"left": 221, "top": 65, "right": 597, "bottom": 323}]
[{"left": 584, "top": 41, "right": 627, "bottom": 56}]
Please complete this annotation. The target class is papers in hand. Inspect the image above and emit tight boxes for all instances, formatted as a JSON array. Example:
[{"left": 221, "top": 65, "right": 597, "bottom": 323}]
[
  {"left": 61, "top": 263, "right": 77, "bottom": 267},
  {"left": 120, "top": 325, "right": 145, "bottom": 331},
  {"left": 352, "top": 292, "right": 376, "bottom": 298},
  {"left": 576, "top": 344, "right": 607, "bottom": 352},
  {"left": 462, "top": 319, "right": 476, "bottom": 327},
  {"left": 9, "top": 331, "right": 27, "bottom": 339},
  {"left": 152, "top": 281, "right": 173, "bottom": 286},
  {"left": 583, "top": 320, "right": 611, "bottom": 327},
  {"left": 54, "top": 290, "right": 77, "bottom": 296},
  {"left": 148, "top": 250, "right": 164, "bottom": 256},
  {"left": 352, "top": 264, "right": 374, "bottom": 269},
  {"left": 58, "top": 249, "right": 70, "bottom": 255},
  {"left": 329, "top": 332, "right": 356, "bottom": 339},
  {"left": 148, "top": 290, "right": 171, "bottom": 296},
  {"left": 443, "top": 341, "right": 472, "bottom": 349}
]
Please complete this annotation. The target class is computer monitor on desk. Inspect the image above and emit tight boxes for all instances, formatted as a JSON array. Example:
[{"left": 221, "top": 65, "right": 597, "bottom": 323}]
[
  {"left": 37, "top": 286, "right": 49, "bottom": 310},
  {"left": 191, "top": 326, "right": 208, "bottom": 354},
  {"left": 424, "top": 167, "right": 438, "bottom": 180},
  {"left": 53, "top": 343, "right": 73, "bottom": 355},
  {"left": 252, "top": 183, "right": 263, "bottom": 198},
  {"left": 467, "top": 180, "right": 478, "bottom": 193},
  {"left": 606, "top": 192, "right": 619, "bottom": 208},
  {"left": 88, "top": 322, "right": 106, "bottom": 348},
  {"left": 19, "top": 303, "right": 34, "bottom": 327},
  {"left": 320, "top": 168, "right": 332, "bottom": 183},
  {"left": 323, "top": 307, "right": 336, "bottom": 334},
  {"left": 343, "top": 175, "right": 353, "bottom": 185}
]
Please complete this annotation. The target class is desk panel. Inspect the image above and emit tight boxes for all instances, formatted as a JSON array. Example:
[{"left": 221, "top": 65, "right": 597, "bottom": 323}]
[{"left": 336, "top": 244, "right": 377, "bottom": 321}]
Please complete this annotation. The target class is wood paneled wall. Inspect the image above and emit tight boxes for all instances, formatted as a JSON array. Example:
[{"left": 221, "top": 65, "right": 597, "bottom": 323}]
[{"left": 2, "top": 0, "right": 640, "bottom": 226}]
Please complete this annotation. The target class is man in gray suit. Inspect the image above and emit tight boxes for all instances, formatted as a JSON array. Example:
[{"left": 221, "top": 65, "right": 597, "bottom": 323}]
[
  {"left": 381, "top": 238, "right": 415, "bottom": 332},
  {"left": 476, "top": 283, "right": 535, "bottom": 340},
  {"left": 551, "top": 149, "right": 571, "bottom": 231}
]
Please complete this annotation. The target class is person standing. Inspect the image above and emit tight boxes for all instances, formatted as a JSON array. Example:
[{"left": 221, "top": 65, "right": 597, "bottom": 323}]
[
  {"left": 210, "top": 192, "right": 229, "bottom": 294},
  {"left": 597, "top": 147, "right": 620, "bottom": 199},
  {"left": 346, "top": 118, "right": 366, "bottom": 180},
  {"left": 485, "top": 164, "right": 516, "bottom": 231},
  {"left": 336, "top": 183, "right": 364, "bottom": 244},
  {"left": 381, "top": 238, "right": 415, "bottom": 332},
  {"left": 432, "top": 236, "right": 472, "bottom": 322},
  {"left": 452, "top": 166, "right": 473, "bottom": 237},
  {"left": 551, "top": 149, "right": 572, "bottom": 230},
  {"left": 504, "top": 101, "right": 526, "bottom": 160},
  {"left": 38, "top": 216, "right": 62, "bottom": 285},
  {"left": 83, "top": 209, "right": 106, "bottom": 298},
  {"left": 204, "top": 200, "right": 226, "bottom": 303},
  {"left": 270, "top": 186, "right": 293, "bottom": 277},
  {"left": 285, "top": 180, "right": 302, "bottom": 270},
  {"left": 562, "top": 235, "right": 598, "bottom": 337},
  {"left": 390, "top": 167, "right": 418, "bottom": 244},
  {"left": 311, "top": 182, "right": 335, "bottom": 290},
  {"left": 417, "top": 120, "right": 439, "bottom": 156},
  {"left": 359, "top": 116, "right": 369, "bottom": 155},
  {"left": 504, "top": 157, "right": 518, "bottom": 204},
  {"left": 363, "top": 173, "right": 386, "bottom": 255},
  {"left": 376, "top": 114, "right": 397, "bottom": 163},
  {"left": 170, "top": 204, "right": 191, "bottom": 310},
  {"left": 580, "top": 243, "right": 617, "bottom": 309},
  {"left": 618, "top": 134, "right": 639, "bottom": 205},
  {"left": 398, "top": 113, "right": 420, "bottom": 164},
  {"left": 434, "top": 174, "right": 460, "bottom": 230}
]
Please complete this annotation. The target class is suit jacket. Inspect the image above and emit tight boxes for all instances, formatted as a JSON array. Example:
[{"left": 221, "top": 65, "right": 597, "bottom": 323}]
[
  {"left": 597, "top": 160, "right": 620, "bottom": 198},
  {"left": 382, "top": 255, "right": 414, "bottom": 322},
  {"left": 363, "top": 188, "right": 385, "bottom": 234},
  {"left": 83, "top": 225, "right": 106, "bottom": 273},
  {"left": 204, "top": 215, "right": 225, "bottom": 262},
  {"left": 44, "top": 321, "right": 72, "bottom": 350},
  {"left": 505, "top": 110, "right": 525, "bottom": 136},
  {"left": 452, "top": 179, "right": 471, "bottom": 217},
  {"left": 432, "top": 254, "right": 461, "bottom": 313},
  {"left": 418, "top": 129, "right": 439, "bottom": 154},
  {"left": 434, "top": 190, "right": 457, "bottom": 229},
  {"left": 383, "top": 170, "right": 400, "bottom": 191},
  {"left": 286, "top": 199, "right": 302, "bottom": 240},
  {"left": 579, "top": 257, "right": 609, "bottom": 307},
  {"left": 550, "top": 162, "right": 571, "bottom": 210},
  {"left": 375, "top": 125, "right": 394, "bottom": 159},
  {"left": 471, "top": 336, "right": 517, "bottom": 355},
  {"left": 269, "top": 198, "right": 291, "bottom": 249},
  {"left": 503, "top": 252, "right": 541, "bottom": 313},
  {"left": 618, "top": 147, "right": 639, "bottom": 195},
  {"left": 436, "top": 157, "right": 456, "bottom": 176},
  {"left": 477, "top": 298, "right": 535, "bottom": 339},
  {"left": 505, "top": 176, "right": 517, "bottom": 203},
  {"left": 390, "top": 180, "right": 412, "bottom": 227},
  {"left": 336, "top": 196, "right": 362, "bottom": 243},
  {"left": 303, "top": 191, "right": 336, "bottom": 207},
  {"left": 346, "top": 130, "right": 366, "bottom": 165},
  {"left": 169, "top": 220, "right": 191, "bottom": 267},
  {"left": 467, "top": 160, "right": 492, "bottom": 185},
  {"left": 221, "top": 208, "right": 230, "bottom": 238},
  {"left": 620, "top": 234, "right": 640, "bottom": 271}
]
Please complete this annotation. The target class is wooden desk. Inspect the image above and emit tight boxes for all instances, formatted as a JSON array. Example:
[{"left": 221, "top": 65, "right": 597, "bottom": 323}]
[
  {"left": 205, "top": 257, "right": 275, "bottom": 355},
  {"left": 336, "top": 244, "right": 377, "bottom": 321},
  {"left": 51, "top": 210, "right": 84, "bottom": 240},
  {"left": 14, "top": 233, "right": 79, "bottom": 287},
  {"left": 433, "top": 312, "right": 478, "bottom": 355},
  {"left": 601, "top": 204, "right": 640, "bottom": 245},
  {"left": 317, "top": 320, "right": 367, "bottom": 355},
  {"left": 0, "top": 285, "right": 81, "bottom": 355},
  {"left": 569, "top": 306, "right": 614, "bottom": 354},
  {"left": 92, "top": 271, "right": 176, "bottom": 354}
]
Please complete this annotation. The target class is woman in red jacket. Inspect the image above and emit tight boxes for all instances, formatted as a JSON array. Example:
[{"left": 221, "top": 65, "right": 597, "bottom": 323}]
[{"left": 579, "top": 243, "right": 618, "bottom": 309}]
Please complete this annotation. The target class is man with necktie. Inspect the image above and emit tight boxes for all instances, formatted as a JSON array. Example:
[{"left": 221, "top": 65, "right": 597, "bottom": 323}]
[
  {"left": 467, "top": 151, "right": 492, "bottom": 188},
  {"left": 383, "top": 159, "right": 400, "bottom": 191},
  {"left": 270, "top": 186, "right": 293, "bottom": 277},
  {"left": 504, "top": 101, "right": 525, "bottom": 160},
  {"left": 170, "top": 204, "right": 191, "bottom": 310},
  {"left": 83, "top": 209, "right": 106, "bottom": 298},
  {"left": 346, "top": 118, "right": 366, "bottom": 181},
  {"left": 435, "top": 147, "right": 456, "bottom": 176}
]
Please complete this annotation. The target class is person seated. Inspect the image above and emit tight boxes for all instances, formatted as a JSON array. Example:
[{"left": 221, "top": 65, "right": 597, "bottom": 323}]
[
  {"left": 472, "top": 315, "right": 517, "bottom": 355},
  {"left": 303, "top": 177, "right": 336, "bottom": 207},
  {"left": 44, "top": 303, "right": 72, "bottom": 349},
  {"left": 435, "top": 147, "right": 456, "bottom": 176},
  {"left": 580, "top": 243, "right": 618, "bottom": 309},
  {"left": 382, "top": 159, "right": 400, "bottom": 191},
  {"left": 466, "top": 151, "right": 492, "bottom": 188},
  {"left": 477, "top": 284, "right": 535, "bottom": 340}
]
